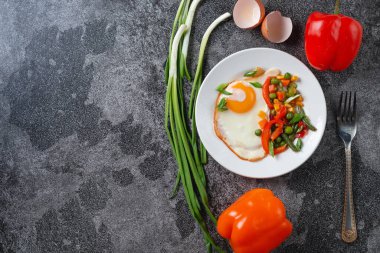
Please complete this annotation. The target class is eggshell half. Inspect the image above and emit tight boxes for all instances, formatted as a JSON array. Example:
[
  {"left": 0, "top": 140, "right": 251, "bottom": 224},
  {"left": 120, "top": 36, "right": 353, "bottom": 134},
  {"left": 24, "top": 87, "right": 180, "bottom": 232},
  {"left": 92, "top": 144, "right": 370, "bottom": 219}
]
[
  {"left": 261, "top": 11, "right": 293, "bottom": 43},
  {"left": 233, "top": 0, "right": 265, "bottom": 29}
]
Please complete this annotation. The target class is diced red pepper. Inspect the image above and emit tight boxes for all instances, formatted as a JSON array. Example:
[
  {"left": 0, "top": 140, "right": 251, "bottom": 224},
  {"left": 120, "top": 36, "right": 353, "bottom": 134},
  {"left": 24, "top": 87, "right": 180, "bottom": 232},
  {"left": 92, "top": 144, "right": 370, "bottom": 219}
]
[
  {"left": 276, "top": 91, "right": 285, "bottom": 101},
  {"left": 269, "top": 84, "right": 277, "bottom": 93},
  {"left": 274, "top": 145, "right": 288, "bottom": 155},
  {"left": 261, "top": 119, "right": 281, "bottom": 154},
  {"left": 296, "top": 122, "right": 308, "bottom": 138},
  {"left": 262, "top": 77, "right": 274, "bottom": 109},
  {"left": 296, "top": 129, "right": 308, "bottom": 138},
  {"left": 274, "top": 106, "right": 287, "bottom": 120},
  {"left": 271, "top": 125, "right": 283, "bottom": 141},
  {"left": 281, "top": 80, "right": 290, "bottom": 86}
]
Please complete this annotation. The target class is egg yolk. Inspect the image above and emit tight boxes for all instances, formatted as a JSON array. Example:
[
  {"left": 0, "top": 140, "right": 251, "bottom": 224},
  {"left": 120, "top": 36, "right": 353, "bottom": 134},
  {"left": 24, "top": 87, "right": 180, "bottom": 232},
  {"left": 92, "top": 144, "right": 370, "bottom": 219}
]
[{"left": 227, "top": 82, "right": 256, "bottom": 113}]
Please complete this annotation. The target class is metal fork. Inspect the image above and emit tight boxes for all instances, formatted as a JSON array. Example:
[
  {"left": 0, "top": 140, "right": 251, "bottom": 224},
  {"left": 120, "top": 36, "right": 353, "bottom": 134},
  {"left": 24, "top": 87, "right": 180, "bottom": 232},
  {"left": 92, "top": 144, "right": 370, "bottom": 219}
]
[{"left": 337, "top": 91, "right": 358, "bottom": 243}]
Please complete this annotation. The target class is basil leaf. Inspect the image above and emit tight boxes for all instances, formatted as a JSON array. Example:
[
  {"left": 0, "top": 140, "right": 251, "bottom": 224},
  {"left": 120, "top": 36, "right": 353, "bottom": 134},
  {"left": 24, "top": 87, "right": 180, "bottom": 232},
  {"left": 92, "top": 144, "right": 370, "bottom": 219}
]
[
  {"left": 250, "top": 82, "right": 262, "bottom": 88},
  {"left": 217, "top": 98, "right": 228, "bottom": 112},
  {"left": 216, "top": 83, "right": 232, "bottom": 95},
  {"left": 244, "top": 70, "right": 257, "bottom": 77}
]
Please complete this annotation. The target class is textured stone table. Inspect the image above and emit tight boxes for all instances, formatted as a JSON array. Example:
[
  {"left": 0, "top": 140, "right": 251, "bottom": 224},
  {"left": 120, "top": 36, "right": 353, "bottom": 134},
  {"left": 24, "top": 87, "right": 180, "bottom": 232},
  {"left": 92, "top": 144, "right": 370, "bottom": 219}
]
[{"left": 0, "top": 0, "right": 379, "bottom": 252}]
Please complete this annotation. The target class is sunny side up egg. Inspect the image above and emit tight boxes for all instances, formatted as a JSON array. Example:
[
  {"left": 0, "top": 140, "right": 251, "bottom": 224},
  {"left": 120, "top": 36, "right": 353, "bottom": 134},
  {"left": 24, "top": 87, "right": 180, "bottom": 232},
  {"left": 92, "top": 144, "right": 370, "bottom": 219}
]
[{"left": 214, "top": 68, "right": 280, "bottom": 161}]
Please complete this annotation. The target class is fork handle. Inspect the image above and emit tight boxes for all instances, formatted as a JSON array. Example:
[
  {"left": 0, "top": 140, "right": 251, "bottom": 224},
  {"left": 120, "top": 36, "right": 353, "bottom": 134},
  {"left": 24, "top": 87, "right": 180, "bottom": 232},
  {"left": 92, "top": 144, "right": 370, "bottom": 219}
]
[{"left": 341, "top": 146, "right": 357, "bottom": 243}]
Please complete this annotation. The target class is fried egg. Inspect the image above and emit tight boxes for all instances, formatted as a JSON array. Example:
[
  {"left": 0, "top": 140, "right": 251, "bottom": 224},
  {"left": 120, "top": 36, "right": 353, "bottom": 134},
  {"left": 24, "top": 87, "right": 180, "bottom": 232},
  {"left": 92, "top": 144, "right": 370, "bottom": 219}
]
[{"left": 214, "top": 68, "right": 280, "bottom": 161}]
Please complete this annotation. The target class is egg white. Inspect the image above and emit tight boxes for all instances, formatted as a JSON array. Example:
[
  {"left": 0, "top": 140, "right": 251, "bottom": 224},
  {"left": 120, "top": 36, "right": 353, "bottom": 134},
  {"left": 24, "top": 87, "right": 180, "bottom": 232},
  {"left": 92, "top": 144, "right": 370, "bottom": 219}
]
[{"left": 214, "top": 68, "right": 280, "bottom": 161}]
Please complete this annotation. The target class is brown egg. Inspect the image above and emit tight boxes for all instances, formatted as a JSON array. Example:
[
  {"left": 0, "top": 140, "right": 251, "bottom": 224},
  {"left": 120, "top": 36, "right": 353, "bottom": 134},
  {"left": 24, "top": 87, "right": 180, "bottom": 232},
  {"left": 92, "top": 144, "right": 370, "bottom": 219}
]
[
  {"left": 261, "top": 11, "right": 293, "bottom": 43},
  {"left": 233, "top": 0, "right": 265, "bottom": 29}
]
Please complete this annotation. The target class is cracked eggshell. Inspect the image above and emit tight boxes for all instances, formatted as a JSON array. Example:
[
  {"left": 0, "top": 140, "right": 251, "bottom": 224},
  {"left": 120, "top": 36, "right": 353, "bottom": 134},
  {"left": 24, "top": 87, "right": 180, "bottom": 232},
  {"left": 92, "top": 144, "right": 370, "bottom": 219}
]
[
  {"left": 261, "top": 11, "right": 293, "bottom": 43},
  {"left": 233, "top": 0, "right": 265, "bottom": 29}
]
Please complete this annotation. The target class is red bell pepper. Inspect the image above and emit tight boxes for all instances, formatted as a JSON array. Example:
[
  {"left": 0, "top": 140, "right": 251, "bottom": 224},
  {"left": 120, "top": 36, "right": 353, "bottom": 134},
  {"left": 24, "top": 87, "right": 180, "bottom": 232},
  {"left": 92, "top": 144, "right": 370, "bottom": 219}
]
[
  {"left": 304, "top": 0, "right": 363, "bottom": 71},
  {"left": 262, "top": 77, "right": 273, "bottom": 109}
]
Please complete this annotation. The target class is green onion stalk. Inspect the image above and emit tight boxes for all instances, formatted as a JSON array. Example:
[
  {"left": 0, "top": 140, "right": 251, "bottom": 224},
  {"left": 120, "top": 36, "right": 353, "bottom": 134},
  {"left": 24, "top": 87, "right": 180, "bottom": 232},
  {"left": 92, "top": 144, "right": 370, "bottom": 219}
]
[
  {"left": 165, "top": 24, "right": 223, "bottom": 253},
  {"left": 189, "top": 12, "right": 232, "bottom": 164},
  {"left": 164, "top": 0, "right": 188, "bottom": 84},
  {"left": 164, "top": 1, "right": 231, "bottom": 250},
  {"left": 180, "top": 0, "right": 202, "bottom": 81}
]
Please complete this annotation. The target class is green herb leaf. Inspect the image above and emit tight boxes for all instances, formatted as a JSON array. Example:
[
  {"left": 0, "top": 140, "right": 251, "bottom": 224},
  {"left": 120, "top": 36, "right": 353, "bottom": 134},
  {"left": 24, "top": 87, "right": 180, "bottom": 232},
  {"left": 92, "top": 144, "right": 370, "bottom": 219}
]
[
  {"left": 269, "top": 140, "right": 274, "bottom": 157},
  {"left": 250, "top": 82, "right": 262, "bottom": 88},
  {"left": 216, "top": 83, "right": 232, "bottom": 95},
  {"left": 217, "top": 98, "right": 228, "bottom": 111},
  {"left": 244, "top": 70, "right": 257, "bottom": 77}
]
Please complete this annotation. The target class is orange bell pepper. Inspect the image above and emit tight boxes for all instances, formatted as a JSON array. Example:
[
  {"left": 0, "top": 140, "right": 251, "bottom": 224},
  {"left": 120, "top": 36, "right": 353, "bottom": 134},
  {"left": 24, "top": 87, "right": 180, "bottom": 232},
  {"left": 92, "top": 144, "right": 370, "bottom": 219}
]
[{"left": 217, "top": 189, "right": 293, "bottom": 253}]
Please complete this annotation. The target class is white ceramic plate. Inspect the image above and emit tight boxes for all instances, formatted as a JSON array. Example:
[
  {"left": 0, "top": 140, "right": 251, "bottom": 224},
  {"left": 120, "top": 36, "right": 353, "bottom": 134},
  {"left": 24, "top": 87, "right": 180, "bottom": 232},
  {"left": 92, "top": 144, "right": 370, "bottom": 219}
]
[{"left": 195, "top": 48, "right": 326, "bottom": 178}]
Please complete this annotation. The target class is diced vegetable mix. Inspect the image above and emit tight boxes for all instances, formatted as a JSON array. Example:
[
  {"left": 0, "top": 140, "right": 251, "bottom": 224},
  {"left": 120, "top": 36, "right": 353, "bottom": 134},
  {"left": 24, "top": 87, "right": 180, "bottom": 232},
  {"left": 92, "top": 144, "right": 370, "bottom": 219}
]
[
  {"left": 215, "top": 68, "right": 317, "bottom": 158},
  {"left": 259, "top": 72, "right": 316, "bottom": 156}
]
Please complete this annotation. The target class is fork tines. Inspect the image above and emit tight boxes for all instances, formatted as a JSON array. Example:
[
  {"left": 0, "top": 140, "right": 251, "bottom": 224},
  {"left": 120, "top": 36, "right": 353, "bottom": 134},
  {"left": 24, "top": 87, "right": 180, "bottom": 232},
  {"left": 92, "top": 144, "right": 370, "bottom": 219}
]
[{"left": 337, "top": 91, "right": 357, "bottom": 122}]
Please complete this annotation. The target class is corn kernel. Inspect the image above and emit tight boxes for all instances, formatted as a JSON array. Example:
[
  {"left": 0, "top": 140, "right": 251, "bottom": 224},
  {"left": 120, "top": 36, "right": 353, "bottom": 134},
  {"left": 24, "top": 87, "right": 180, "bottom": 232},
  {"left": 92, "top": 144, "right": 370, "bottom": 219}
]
[
  {"left": 258, "top": 110, "right": 267, "bottom": 119},
  {"left": 276, "top": 75, "right": 284, "bottom": 80},
  {"left": 274, "top": 104, "right": 280, "bottom": 111},
  {"left": 291, "top": 75, "right": 299, "bottom": 82}
]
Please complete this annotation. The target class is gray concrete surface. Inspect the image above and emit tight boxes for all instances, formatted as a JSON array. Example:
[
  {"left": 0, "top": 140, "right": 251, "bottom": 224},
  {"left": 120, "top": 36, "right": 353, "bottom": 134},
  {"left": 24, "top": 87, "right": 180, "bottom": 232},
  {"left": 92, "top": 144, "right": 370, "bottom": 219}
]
[{"left": 0, "top": 0, "right": 379, "bottom": 252}]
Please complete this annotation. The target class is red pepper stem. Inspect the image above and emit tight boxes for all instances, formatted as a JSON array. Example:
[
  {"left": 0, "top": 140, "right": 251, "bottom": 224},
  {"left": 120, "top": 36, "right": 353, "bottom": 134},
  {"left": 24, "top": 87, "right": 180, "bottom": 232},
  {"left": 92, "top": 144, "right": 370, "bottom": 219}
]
[{"left": 334, "top": 0, "right": 340, "bottom": 14}]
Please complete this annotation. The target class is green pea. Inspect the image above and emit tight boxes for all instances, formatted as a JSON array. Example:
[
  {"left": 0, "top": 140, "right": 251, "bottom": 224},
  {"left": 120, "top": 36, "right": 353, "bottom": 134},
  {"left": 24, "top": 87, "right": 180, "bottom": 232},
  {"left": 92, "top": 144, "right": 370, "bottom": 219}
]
[
  {"left": 275, "top": 137, "right": 282, "bottom": 143},
  {"left": 285, "top": 126, "right": 293, "bottom": 135},
  {"left": 269, "top": 93, "right": 277, "bottom": 99},
  {"left": 286, "top": 112, "right": 294, "bottom": 120},
  {"left": 255, "top": 129, "right": 262, "bottom": 136},
  {"left": 271, "top": 78, "right": 280, "bottom": 84},
  {"left": 280, "top": 141, "right": 286, "bottom": 146},
  {"left": 284, "top": 72, "right": 292, "bottom": 80}
]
